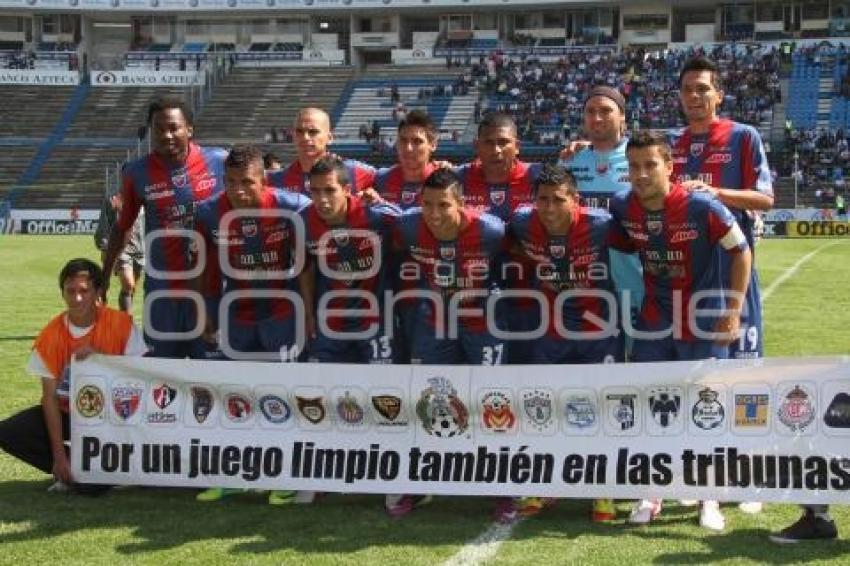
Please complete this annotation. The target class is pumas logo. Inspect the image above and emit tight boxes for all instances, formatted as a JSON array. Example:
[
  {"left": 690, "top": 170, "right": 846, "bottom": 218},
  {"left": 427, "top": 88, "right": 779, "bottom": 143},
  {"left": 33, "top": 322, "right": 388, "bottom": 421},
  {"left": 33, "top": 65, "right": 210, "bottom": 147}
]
[
  {"left": 690, "top": 142, "right": 705, "bottom": 157},
  {"left": 440, "top": 245, "right": 456, "bottom": 260},
  {"left": 549, "top": 244, "right": 566, "bottom": 259},
  {"left": 777, "top": 385, "right": 815, "bottom": 432},
  {"left": 372, "top": 395, "right": 403, "bottom": 424},
  {"left": 259, "top": 394, "right": 291, "bottom": 424},
  {"left": 522, "top": 389, "right": 554, "bottom": 433},
  {"left": 191, "top": 386, "right": 214, "bottom": 424},
  {"left": 296, "top": 396, "right": 326, "bottom": 424},
  {"left": 111, "top": 383, "right": 143, "bottom": 421},
  {"left": 225, "top": 393, "right": 252, "bottom": 423},
  {"left": 242, "top": 220, "right": 258, "bottom": 238},
  {"left": 824, "top": 392, "right": 850, "bottom": 428},
  {"left": 692, "top": 387, "right": 724, "bottom": 430},
  {"left": 76, "top": 385, "right": 105, "bottom": 418},
  {"left": 648, "top": 387, "right": 682, "bottom": 428},
  {"left": 606, "top": 393, "right": 636, "bottom": 431},
  {"left": 564, "top": 395, "right": 596, "bottom": 429},
  {"left": 490, "top": 190, "right": 506, "bottom": 206},
  {"left": 735, "top": 393, "right": 769, "bottom": 427},
  {"left": 152, "top": 384, "right": 177, "bottom": 409},
  {"left": 480, "top": 391, "right": 516, "bottom": 433},
  {"left": 401, "top": 190, "right": 417, "bottom": 205},
  {"left": 336, "top": 391, "right": 365, "bottom": 425},
  {"left": 416, "top": 376, "right": 469, "bottom": 438}
]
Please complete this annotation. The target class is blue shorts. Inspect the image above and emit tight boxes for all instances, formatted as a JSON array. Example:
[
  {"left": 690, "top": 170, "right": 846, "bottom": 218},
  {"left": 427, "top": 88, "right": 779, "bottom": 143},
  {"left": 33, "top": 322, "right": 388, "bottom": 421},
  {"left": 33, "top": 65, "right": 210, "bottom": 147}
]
[
  {"left": 143, "top": 295, "right": 206, "bottom": 359},
  {"left": 531, "top": 334, "right": 624, "bottom": 364},
  {"left": 631, "top": 335, "right": 728, "bottom": 362},
  {"left": 408, "top": 300, "right": 507, "bottom": 365},
  {"left": 504, "top": 301, "right": 541, "bottom": 365},
  {"left": 222, "top": 317, "right": 300, "bottom": 361},
  {"left": 727, "top": 269, "right": 763, "bottom": 359},
  {"left": 307, "top": 324, "right": 395, "bottom": 364}
]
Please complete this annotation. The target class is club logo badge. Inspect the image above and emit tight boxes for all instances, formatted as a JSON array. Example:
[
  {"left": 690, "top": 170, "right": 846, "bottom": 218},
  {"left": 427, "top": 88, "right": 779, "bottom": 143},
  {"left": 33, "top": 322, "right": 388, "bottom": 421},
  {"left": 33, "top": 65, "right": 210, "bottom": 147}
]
[
  {"left": 191, "top": 386, "right": 214, "bottom": 424},
  {"left": 690, "top": 142, "right": 705, "bottom": 157},
  {"left": 416, "top": 376, "right": 469, "bottom": 438},
  {"left": 401, "top": 190, "right": 417, "bottom": 205},
  {"left": 564, "top": 395, "right": 596, "bottom": 429},
  {"left": 76, "top": 385, "right": 105, "bottom": 418},
  {"left": 242, "top": 220, "right": 258, "bottom": 238},
  {"left": 735, "top": 393, "right": 769, "bottom": 427},
  {"left": 692, "top": 387, "right": 724, "bottom": 430},
  {"left": 481, "top": 391, "right": 516, "bottom": 433},
  {"left": 606, "top": 393, "right": 636, "bottom": 430},
  {"left": 549, "top": 244, "right": 566, "bottom": 259},
  {"left": 259, "top": 394, "right": 291, "bottom": 424},
  {"left": 171, "top": 171, "right": 188, "bottom": 188},
  {"left": 336, "top": 391, "right": 365, "bottom": 425},
  {"left": 440, "top": 245, "right": 456, "bottom": 260},
  {"left": 332, "top": 229, "right": 349, "bottom": 247},
  {"left": 372, "top": 395, "right": 402, "bottom": 422},
  {"left": 490, "top": 190, "right": 506, "bottom": 206},
  {"left": 152, "top": 383, "right": 177, "bottom": 409},
  {"left": 522, "top": 389, "right": 554, "bottom": 432},
  {"left": 777, "top": 385, "right": 815, "bottom": 432},
  {"left": 296, "top": 396, "right": 326, "bottom": 424},
  {"left": 646, "top": 219, "right": 663, "bottom": 236},
  {"left": 111, "top": 383, "right": 142, "bottom": 421},
  {"left": 824, "top": 392, "right": 850, "bottom": 428},
  {"left": 648, "top": 387, "right": 682, "bottom": 428},
  {"left": 225, "top": 393, "right": 252, "bottom": 423}
]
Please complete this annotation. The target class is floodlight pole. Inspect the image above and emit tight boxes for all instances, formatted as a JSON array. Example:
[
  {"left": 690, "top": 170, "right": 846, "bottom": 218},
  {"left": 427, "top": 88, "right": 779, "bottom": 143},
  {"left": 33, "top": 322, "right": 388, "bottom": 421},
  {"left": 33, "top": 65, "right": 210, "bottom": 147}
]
[{"left": 793, "top": 151, "right": 799, "bottom": 208}]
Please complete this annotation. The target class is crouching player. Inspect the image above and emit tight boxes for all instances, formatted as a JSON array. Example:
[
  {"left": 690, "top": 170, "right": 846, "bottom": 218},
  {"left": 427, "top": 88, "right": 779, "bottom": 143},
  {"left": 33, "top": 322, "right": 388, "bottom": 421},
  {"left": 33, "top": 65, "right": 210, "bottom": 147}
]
[{"left": 609, "top": 132, "right": 752, "bottom": 531}]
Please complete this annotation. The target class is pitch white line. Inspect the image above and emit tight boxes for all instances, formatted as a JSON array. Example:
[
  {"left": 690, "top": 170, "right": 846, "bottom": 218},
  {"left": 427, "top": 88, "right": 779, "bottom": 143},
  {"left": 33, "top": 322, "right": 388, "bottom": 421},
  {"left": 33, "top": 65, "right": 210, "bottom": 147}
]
[
  {"left": 761, "top": 240, "right": 843, "bottom": 302},
  {"left": 442, "top": 519, "right": 521, "bottom": 566}
]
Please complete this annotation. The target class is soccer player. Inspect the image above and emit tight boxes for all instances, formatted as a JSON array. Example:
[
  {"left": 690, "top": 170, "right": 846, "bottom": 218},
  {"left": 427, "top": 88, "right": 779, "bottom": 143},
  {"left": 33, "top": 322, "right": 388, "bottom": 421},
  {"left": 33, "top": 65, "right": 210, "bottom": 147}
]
[
  {"left": 609, "top": 131, "right": 752, "bottom": 531},
  {"left": 394, "top": 168, "right": 507, "bottom": 365},
  {"left": 101, "top": 95, "right": 227, "bottom": 358},
  {"left": 266, "top": 107, "right": 375, "bottom": 196},
  {"left": 672, "top": 56, "right": 773, "bottom": 361},
  {"left": 455, "top": 112, "right": 541, "bottom": 363},
  {"left": 299, "top": 155, "right": 400, "bottom": 365},
  {"left": 95, "top": 191, "right": 144, "bottom": 313},
  {"left": 0, "top": 259, "right": 146, "bottom": 493}
]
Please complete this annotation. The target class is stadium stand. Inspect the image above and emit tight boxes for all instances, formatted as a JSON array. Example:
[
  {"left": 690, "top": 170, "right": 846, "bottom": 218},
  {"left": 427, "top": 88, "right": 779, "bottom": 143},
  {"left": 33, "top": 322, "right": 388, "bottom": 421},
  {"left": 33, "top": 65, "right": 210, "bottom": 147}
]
[
  {"left": 0, "top": 86, "right": 75, "bottom": 138},
  {"left": 64, "top": 87, "right": 186, "bottom": 139}
]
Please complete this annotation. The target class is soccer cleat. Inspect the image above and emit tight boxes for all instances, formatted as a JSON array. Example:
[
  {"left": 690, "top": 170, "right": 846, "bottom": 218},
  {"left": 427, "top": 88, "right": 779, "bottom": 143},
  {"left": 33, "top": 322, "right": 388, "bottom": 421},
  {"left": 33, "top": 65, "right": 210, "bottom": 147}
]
[
  {"left": 514, "top": 497, "right": 555, "bottom": 518},
  {"left": 738, "top": 501, "right": 763, "bottom": 514},
  {"left": 47, "top": 481, "right": 69, "bottom": 493},
  {"left": 699, "top": 500, "right": 725, "bottom": 531},
  {"left": 628, "top": 499, "right": 662, "bottom": 525},
  {"left": 679, "top": 499, "right": 699, "bottom": 507},
  {"left": 770, "top": 510, "right": 838, "bottom": 544},
  {"left": 196, "top": 487, "right": 242, "bottom": 502},
  {"left": 268, "top": 490, "right": 297, "bottom": 506},
  {"left": 385, "top": 494, "right": 433, "bottom": 518},
  {"left": 492, "top": 497, "right": 519, "bottom": 523},
  {"left": 591, "top": 498, "right": 616, "bottom": 522}
]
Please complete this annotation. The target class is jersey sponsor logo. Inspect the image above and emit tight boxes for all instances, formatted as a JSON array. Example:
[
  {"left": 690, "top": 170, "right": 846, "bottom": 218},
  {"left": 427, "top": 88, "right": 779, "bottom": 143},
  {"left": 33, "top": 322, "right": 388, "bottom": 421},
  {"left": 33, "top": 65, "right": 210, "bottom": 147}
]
[
  {"left": 824, "top": 392, "right": 850, "bottom": 428},
  {"left": 197, "top": 177, "right": 218, "bottom": 193},
  {"left": 490, "top": 190, "right": 506, "bottom": 206},
  {"left": 296, "top": 396, "right": 326, "bottom": 424},
  {"left": 705, "top": 153, "right": 733, "bottom": 164},
  {"left": 606, "top": 393, "right": 636, "bottom": 430},
  {"left": 670, "top": 229, "right": 699, "bottom": 243},
  {"left": 734, "top": 393, "right": 769, "bottom": 427},
  {"left": 76, "top": 385, "right": 105, "bottom": 418},
  {"left": 522, "top": 388, "right": 555, "bottom": 433},
  {"left": 776, "top": 385, "right": 815, "bottom": 432},
  {"left": 692, "top": 387, "right": 724, "bottom": 430},
  {"left": 416, "top": 376, "right": 469, "bottom": 438},
  {"left": 191, "top": 386, "right": 214, "bottom": 424},
  {"left": 565, "top": 395, "right": 596, "bottom": 429},
  {"left": 480, "top": 390, "right": 517, "bottom": 433},
  {"left": 111, "top": 383, "right": 143, "bottom": 421},
  {"left": 225, "top": 393, "right": 252, "bottom": 423},
  {"left": 259, "top": 394, "right": 291, "bottom": 424},
  {"left": 648, "top": 387, "right": 682, "bottom": 428},
  {"left": 336, "top": 391, "right": 365, "bottom": 426}
]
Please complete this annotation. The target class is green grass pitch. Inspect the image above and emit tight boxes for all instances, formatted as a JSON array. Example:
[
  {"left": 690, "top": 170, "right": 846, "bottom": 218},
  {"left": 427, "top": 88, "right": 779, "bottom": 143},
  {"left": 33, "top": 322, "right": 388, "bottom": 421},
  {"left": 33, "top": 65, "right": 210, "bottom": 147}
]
[{"left": 0, "top": 236, "right": 848, "bottom": 564}]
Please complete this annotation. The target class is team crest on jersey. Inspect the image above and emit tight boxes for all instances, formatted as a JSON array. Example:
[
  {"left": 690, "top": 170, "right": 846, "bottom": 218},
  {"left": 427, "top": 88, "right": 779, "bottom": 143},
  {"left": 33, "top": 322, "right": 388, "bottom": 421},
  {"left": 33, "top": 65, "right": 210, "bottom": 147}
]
[
  {"left": 522, "top": 389, "right": 554, "bottom": 433},
  {"left": 824, "top": 392, "right": 850, "bottom": 428},
  {"left": 565, "top": 395, "right": 596, "bottom": 429},
  {"left": 734, "top": 394, "right": 769, "bottom": 427},
  {"left": 111, "top": 383, "right": 142, "bottom": 421},
  {"left": 416, "top": 377, "right": 469, "bottom": 438},
  {"left": 401, "top": 190, "right": 417, "bottom": 205},
  {"left": 595, "top": 160, "right": 609, "bottom": 175},
  {"left": 692, "top": 387, "right": 724, "bottom": 430},
  {"left": 648, "top": 387, "right": 682, "bottom": 428},
  {"left": 606, "top": 393, "right": 636, "bottom": 431},
  {"left": 225, "top": 393, "right": 252, "bottom": 423},
  {"left": 646, "top": 220, "right": 663, "bottom": 236},
  {"left": 490, "top": 190, "right": 506, "bottom": 206},
  {"left": 191, "top": 386, "right": 214, "bottom": 424},
  {"left": 440, "top": 245, "right": 456, "bottom": 260},
  {"left": 171, "top": 171, "right": 188, "bottom": 188},
  {"left": 549, "top": 244, "right": 566, "bottom": 259},
  {"left": 372, "top": 395, "right": 403, "bottom": 423},
  {"left": 76, "top": 385, "right": 105, "bottom": 418},
  {"left": 777, "top": 385, "right": 815, "bottom": 432},
  {"left": 336, "top": 391, "right": 365, "bottom": 425},
  {"left": 480, "top": 390, "right": 517, "bottom": 433},
  {"left": 242, "top": 220, "right": 258, "bottom": 238},
  {"left": 152, "top": 384, "right": 177, "bottom": 409},
  {"left": 258, "top": 394, "right": 291, "bottom": 424},
  {"left": 296, "top": 396, "right": 326, "bottom": 424},
  {"left": 690, "top": 142, "right": 705, "bottom": 157},
  {"left": 332, "top": 229, "right": 349, "bottom": 247}
]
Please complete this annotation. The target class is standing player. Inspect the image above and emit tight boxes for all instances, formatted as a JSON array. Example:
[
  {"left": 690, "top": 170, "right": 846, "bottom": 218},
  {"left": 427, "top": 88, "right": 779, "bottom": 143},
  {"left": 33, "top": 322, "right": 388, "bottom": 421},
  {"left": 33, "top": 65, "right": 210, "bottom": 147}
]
[
  {"left": 266, "top": 107, "right": 375, "bottom": 197},
  {"left": 609, "top": 132, "right": 752, "bottom": 531},
  {"left": 672, "top": 56, "right": 773, "bottom": 361},
  {"left": 102, "top": 96, "right": 227, "bottom": 358},
  {"left": 95, "top": 191, "right": 144, "bottom": 313},
  {"left": 299, "top": 156, "right": 400, "bottom": 364}
]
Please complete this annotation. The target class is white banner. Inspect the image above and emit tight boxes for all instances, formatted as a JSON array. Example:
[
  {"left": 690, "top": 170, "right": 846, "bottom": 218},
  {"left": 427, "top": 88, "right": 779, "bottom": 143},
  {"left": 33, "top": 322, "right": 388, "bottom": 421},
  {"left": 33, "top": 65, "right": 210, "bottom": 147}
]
[
  {"left": 764, "top": 208, "right": 841, "bottom": 222},
  {"left": 70, "top": 356, "right": 850, "bottom": 503},
  {"left": 0, "top": 69, "right": 79, "bottom": 85},
  {"left": 91, "top": 70, "right": 203, "bottom": 87}
]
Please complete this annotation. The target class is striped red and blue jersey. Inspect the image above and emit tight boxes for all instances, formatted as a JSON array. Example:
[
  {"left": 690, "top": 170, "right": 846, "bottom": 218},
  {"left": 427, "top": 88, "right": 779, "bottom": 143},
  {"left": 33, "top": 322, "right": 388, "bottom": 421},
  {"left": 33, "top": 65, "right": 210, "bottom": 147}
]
[
  {"left": 671, "top": 118, "right": 772, "bottom": 249},
  {"left": 266, "top": 158, "right": 376, "bottom": 197},
  {"left": 118, "top": 143, "right": 227, "bottom": 292},
  {"left": 608, "top": 185, "right": 749, "bottom": 341},
  {"left": 510, "top": 206, "right": 618, "bottom": 335},
  {"left": 194, "top": 188, "right": 309, "bottom": 324},
  {"left": 394, "top": 208, "right": 505, "bottom": 332},
  {"left": 301, "top": 196, "right": 400, "bottom": 332},
  {"left": 454, "top": 160, "right": 541, "bottom": 221},
  {"left": 373, "top": 162, "right": 438, "bottom": 210}
]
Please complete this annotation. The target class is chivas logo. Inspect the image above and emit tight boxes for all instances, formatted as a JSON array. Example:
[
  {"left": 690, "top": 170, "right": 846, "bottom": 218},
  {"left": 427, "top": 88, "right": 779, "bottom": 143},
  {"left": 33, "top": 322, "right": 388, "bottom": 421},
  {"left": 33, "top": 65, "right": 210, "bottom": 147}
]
[
  {"left": 336, "top": 391, "right": 365, "bottom": 425},
  {"left": 296, "top": 396, "right": 326, "bottom": 424},
  {"left": 225, "top": 393, "right": 252, "bottom": 423},
  {"left": 111, "top": 384, "right": 142, "bottom": 421},
  {"left": 416, "top": 377, "right": 469, "bottom": 437},
  {"left": 372, "top": 395, "right": 402, "bottom": 422},
  {"left": 648, "top": 387, "right": 682, "bottom": 428},
  {"left": 692, "top": 387, "right": 724, "bottom": 430},
  {"left": 191, "top": 386, "right": 214, "bottom": 424},
  {"left": 76, "top": 385, "right": 105, "bottom": 418},
  {"left": 152, "top": 384, "right": 177, "bottom": 409},
  {"left": 481, "top": 391, "right": 516, "bottom": 432},
  {"left": 777, "top": 385, "right": 815, "bottom": 432},
  {"left": 490, "top": 190, "right": 506, "bottom": 206}
]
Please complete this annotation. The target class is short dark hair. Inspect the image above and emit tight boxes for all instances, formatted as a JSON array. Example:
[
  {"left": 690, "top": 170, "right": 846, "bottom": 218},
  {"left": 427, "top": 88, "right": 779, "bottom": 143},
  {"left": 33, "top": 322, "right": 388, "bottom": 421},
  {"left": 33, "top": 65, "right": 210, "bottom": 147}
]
[
  {"left": 59, "top": 258, "right": 104, "bottom": 291},
  {"left": 147, "top": 95, "right": 193, "bottom": 127},
  {"left": 422, "top": 167, "right": 463, "bottom": 199},
  {"left": 398, "top": 109, "right": 438, "bottom": 142},
  {"left": 263, "top": 151, "right": 282, "bottom": 169},
  {"left": 679, "top": 56, "right": 723, "bottom": 91},
  {"left": 309, "top": 155, "right": 351, "bottom": 186},
  {"left": 533, "top": 162, "right": 578, "bottom": 198},
  {"left": 477, "top": 112, "right": 518, "bottom": 138},
  {"left": 225, "top": 144, "right": 264, "bottom": 171},
  {"left": 626, "top": 130, "right": 672, "bottom": 162}
]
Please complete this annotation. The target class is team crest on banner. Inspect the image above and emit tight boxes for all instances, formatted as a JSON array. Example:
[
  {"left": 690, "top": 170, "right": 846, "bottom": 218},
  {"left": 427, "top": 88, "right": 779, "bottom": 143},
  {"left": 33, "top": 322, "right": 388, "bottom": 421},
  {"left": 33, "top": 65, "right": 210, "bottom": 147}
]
[
  {"left": 76, "top": 384, "right": 105, "bottom": 420},
  {"left": 148, "top": 383, "right": 179, "bottom": 424},
  {"left": 479, "top": 389, "right": 517, "bottom": 434},
  {"left": 334, "top": 388, "right": 368, "bottom": 429},
  {"left": 776, "top": 383, "right": 816, "bottom": 434},
  {"left": 416, "top": 376, "right": 470, "bottom": 438},
  {"left": 691, "top": 386, "right": 725, "bottom": 432},
  {"left": 294, "top": 388, "right": 329, "bottom": 429},
  {"left": 490, "top": 190, "right": 506, "bottom": 206},
  {"left": 153, "top": 383, "right": 177, "bottom": 409},
  {"left": 561, "top": 389, "right": 598, "bottom": 435},
  {"left": 732, "top": 384, "right": 770, "bottom": 434},
  {"left": 647, "top": 386, "right": 683, "bottom": 435},
  {"left": 371, "top": 391, "right": 408, "bottom": 429},
  {"left": 258, "top": 394, "right": 291, "bottom": 425},
  {"left": 521, "top": 388, "right": 555, "bottom": 434},
  {"left": 603, "top": 389, "right": 639, "bottom": 435},
  {"left": 189, "top": 385, "right": 214, "bottom": 425},
  {"left": 110, "top": 381, "right": 143, "bottom": 423},
  {"left": 223, "top": 392, "right": 253, "bottom": 425},
  {"left": 823, "top": 384, "right": 850, "bottom": 431}
]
